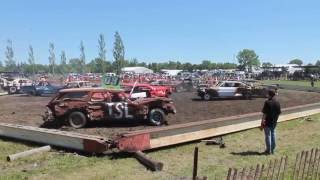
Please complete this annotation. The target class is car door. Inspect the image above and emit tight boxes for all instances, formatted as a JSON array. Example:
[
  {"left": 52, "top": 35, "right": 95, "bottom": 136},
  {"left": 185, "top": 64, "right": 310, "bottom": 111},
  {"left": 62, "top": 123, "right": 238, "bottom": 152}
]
[{"left": 217, "top": 82, "right": 237, "bottom": 97}]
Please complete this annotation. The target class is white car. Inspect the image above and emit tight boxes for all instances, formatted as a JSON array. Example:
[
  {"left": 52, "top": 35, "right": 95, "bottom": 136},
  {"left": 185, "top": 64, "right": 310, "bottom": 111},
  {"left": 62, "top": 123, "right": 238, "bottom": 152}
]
[{"left": 197, "top": 81, "right": 259, "bottom": 100}]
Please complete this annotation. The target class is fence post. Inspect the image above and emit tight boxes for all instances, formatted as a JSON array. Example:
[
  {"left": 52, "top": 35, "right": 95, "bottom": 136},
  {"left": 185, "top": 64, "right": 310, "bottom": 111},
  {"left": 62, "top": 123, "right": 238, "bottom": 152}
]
[
  {"left": 227, "top": 168, "right": 233, "bottom": 180},
  {"left": 276, "top": 157, "right": 284, "bottom": 180},
  {"left": 301, "top": 151, "right": 309, "bottom": 179},
  {"left": 271, "top": 159, "right": 278, "bottom": 179},
  {"left": 310, "top": 148, "right": 318, "bottom": 179},
  {"left": 281, "top": 156, "right": 288, "bottom": 180},
  {"left": 253, "top": 164, "right": 260, "bottom": 180},
  {"left": 232, "top": 169, "right": 238, "bottom": 180},
  {"left": 259, "top": 164, "right": 265, "bottom": 180},
  {"left": 240, "top": 167, "right": 246, "bottom": 180},
  {"left": 297, "top": 151, "right": 305, "bottom": 179},
  {"left": 315, "top": 149, "right": 320, "bottom": 180},
  {"left": 306, "top": 148, "right": 314, "bottom": 179},
  {"left": 192, "top": 146, "right": 198, "bottom": 180}
]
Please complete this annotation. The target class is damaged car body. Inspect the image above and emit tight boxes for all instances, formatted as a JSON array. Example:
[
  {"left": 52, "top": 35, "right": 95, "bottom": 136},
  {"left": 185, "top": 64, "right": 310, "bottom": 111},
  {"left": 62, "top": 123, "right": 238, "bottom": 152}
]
[
  {"left": 44, "top": 88, "right": 176, "bottom": 128},
  {"left": 197, "top": 80, "right": 277, "bottom": 100}
]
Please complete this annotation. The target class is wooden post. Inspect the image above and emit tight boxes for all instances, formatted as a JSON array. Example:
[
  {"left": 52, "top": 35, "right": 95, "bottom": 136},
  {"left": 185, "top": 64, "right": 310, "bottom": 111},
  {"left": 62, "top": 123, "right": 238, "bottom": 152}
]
[
  {"left": 315, "top": 149, "right": 320, "bottom": 180},
  {"left": 193, "top": 147, "right": 199, "bottom": 180},
  {"left": 259, "top": 164, "right": 265, "bottom": 180},
  {"left": 7, "top": 145, "right": 51, "bottom": 161},
  {"left": 282, "top": 156, "right": 288, "bottom": 180},
  {"left": 232, "top": 169, "right": 238, "bottom": 180},
  {"left": 226, "top": 168, "right": 232, "bottom": 180},
  {"left": 311, "top": 148, "right": 320, "bottom": 179},
  {"left": 276, "top": 157, "right": 284, "bottom": 180},
  {"left": 310, "top": 148, "right": 318, "bottom": 179},
  {"left": 301, "top": 151, "right": 309, "bottom": 179},
  {"left": 271, "top": 159, "right": 278, "bottom": 179},
  {"left": 306, "top": 149, "right": 314, "bottom": 179},
  {"left": 134, "top": 151, "right": 163, "bottom": 171},
  {"left": 253, "top": 164, "right": 260, "bottom": 180},
  {"left": 293, "top": 152, "right": 300, "bottom": 180},
  {"left": 240, "top": 167, "right": 246, "bottom": 180},
  {"left": 266, "top": 160, "right": 272, "bottom": 179},
  {"left": 297, "top": 151, "right": 305, "bottom": 179}
]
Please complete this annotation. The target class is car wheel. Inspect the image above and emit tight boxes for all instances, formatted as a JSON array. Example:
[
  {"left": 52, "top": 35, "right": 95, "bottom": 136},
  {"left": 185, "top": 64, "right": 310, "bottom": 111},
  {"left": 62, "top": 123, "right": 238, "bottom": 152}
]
[
  {"left": 149, "top": 108, "right": 166, "bottom": 126},
  {"left": 68, "top": 111, "right": 87, "bottom": 128},
  {"left": 203, "top": 93, "right": 211, "bottom": 101},
  {"left": 9, "top": 87, "right": 17, "bottom": 94},
  {"left": 243, "top": 92, "right": 252, "bottom": 100}
]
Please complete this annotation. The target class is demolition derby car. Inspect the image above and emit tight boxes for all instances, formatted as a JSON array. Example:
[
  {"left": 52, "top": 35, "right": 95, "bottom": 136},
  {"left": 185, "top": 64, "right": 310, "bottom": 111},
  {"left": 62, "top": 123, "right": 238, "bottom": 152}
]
[
  {"left": 44, "top": 88, "right": 176, "bottom": 128},
  {"left": 197, "top": 80, "right": 276, "bottom": 100},
  {"left": 121, "top": 83, "right": 172, "bottom": 97},
  {"left": 21, "top": 81, "right": 62, "bottom": 96}
]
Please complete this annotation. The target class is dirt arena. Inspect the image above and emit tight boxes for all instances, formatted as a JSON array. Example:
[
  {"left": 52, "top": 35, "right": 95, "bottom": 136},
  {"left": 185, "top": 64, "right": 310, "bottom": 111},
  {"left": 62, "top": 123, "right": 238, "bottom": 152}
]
[{"left": 0, "top": 89, "right": 320, "bottom": 137}]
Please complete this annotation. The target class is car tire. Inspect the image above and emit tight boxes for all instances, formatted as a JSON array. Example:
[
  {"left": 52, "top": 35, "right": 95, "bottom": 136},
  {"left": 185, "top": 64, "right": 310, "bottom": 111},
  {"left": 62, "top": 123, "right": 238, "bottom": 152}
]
[
  {"left": 149, "top": 108, "right": 166, "bottom": 126},
  {"left": 9, "top": 86, "right": 17, "bottom": 94},
  {"left": 203, "top": 93, "right": 211, "bottom": 101},
  {"left": 243, "top": 92, "right": 252, "bottom": 100},
  {"left": 68, "top": 111, "right": 87, "bottom": 128}
]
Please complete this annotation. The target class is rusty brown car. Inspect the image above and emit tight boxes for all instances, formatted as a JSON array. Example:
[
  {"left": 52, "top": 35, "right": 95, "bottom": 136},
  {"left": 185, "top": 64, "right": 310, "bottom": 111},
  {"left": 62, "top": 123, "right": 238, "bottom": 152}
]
[{"left": 44, "top": 88, "right": 176, "bottom": 128}]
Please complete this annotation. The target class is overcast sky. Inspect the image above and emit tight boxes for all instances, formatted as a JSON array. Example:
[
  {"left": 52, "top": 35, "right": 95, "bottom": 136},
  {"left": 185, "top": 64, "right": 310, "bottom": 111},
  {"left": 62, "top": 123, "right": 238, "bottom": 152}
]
[{"left": 0, "top": 0, "right": 320, "bottom": 65}]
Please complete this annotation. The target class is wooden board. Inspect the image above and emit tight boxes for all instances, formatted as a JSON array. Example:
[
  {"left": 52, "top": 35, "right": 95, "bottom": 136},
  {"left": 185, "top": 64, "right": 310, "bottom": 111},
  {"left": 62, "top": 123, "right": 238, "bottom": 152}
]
[
  {"left": 0, "top": 123, "right": 109, "bottom": 153},
  {"left": 149, "top": 108, "right": 320, "bottom": 149}
]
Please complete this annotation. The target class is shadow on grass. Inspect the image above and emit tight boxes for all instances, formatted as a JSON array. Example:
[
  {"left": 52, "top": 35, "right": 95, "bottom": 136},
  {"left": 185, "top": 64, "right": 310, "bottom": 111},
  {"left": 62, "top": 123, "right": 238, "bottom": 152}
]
[{"left": 230, "top": 151, "right": 265, "bottom": 156}]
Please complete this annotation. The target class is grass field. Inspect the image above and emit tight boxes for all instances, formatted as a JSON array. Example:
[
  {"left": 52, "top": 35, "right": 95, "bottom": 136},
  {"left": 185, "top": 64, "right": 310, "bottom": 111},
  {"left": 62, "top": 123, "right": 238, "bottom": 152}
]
[
  {"left": 0, "top": 115, "right": 320, "bottom": 180},
  {"left": 263, "top": 80, "right": 320, "bottom": 88}
]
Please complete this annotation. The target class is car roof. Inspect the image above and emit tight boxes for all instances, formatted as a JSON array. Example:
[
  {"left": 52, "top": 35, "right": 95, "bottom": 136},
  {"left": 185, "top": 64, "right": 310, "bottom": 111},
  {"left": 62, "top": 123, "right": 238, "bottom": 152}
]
[
  {"left": 67, "top": 81, "right": 90, "bottom": 83},
  {"left": 219, "top": 81, "right": 243, "bottom": 83},
  {"left": 59, "top": 87, "right": 124, "bottom": 93},
  {"left": 122, "top": 83, "right": 152, "bottom": 87}
]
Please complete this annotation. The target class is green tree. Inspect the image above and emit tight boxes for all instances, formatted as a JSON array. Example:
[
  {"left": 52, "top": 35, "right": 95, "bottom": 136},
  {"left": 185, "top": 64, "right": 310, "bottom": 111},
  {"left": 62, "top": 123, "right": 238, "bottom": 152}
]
[
  {"left": 113, "top": 31, "right": 125, "bottom": 74},
  {"left": 48, "top": 42, "right": 56, "bottom": 75},
  {"left": 182, "top": 62, "right": 193, "bottom": 72},
  {"left": 79, "top": 41, "right": 86, "bottom": 73},
  {"left": 315, "top": 60, "right": 320, "bottom": 66},
  {"left": 289, "top": 59, "right": 303, "bottom": 66},
  {"left": 237, "top": 49, "right": 260, "bottom": 72},
  {"left": 200, "top": 60, "right": 211, "bottom": 70},
  {"left": 28, "top": 45, "right": 36, "bottom": 74},
  {"left": 69, "top": 58, "right": 82, "bottom": 73},
  {"left": 60, "top": 51, "right": 68, "bottom": 74},
  {"left": 4, "top": 39, "right": 16, "bottom": 71},
  {"left": 129, "top": 58, "right": 138, "bottom": 66},
  {"left": 262, "top": 62, "right": 273, "bottom": 68},
  {"left": 98, "top": 34, "right": 107, "bottom": 73}
]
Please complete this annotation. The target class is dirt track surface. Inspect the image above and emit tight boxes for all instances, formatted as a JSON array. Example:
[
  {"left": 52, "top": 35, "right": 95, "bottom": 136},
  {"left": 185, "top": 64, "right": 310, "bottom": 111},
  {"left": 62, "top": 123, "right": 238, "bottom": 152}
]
[{"left": 0, "top": 89, "right": 320, "bottom": 137}]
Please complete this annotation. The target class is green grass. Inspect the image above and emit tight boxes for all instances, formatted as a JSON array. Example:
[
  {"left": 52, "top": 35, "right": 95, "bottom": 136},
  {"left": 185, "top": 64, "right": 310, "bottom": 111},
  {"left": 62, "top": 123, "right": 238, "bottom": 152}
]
[
  {"left": 263, "top": 80, "right": 320, "bottom": 88},
  {"left": 0, "top": 115, "right": 320, "bottom": 180}
]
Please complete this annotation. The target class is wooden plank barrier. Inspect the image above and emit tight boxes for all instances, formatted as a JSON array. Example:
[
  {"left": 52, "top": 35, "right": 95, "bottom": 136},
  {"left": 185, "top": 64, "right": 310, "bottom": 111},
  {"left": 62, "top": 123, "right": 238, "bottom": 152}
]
[{"left": 226, "top": 148, "right": 320, "bottom": 180}]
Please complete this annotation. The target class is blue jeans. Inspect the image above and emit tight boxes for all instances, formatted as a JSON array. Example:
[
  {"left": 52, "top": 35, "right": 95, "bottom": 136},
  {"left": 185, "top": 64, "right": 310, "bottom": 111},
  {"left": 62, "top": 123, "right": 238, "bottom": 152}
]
[{"left": 264, "top": 126, "right": 276, "bottom": 154}]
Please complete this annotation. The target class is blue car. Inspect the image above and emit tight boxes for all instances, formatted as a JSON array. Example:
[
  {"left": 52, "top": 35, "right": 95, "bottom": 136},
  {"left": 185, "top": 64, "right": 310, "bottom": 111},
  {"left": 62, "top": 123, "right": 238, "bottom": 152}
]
[{"left": 21, "top": 82, "right": 63, "bottom": 96}]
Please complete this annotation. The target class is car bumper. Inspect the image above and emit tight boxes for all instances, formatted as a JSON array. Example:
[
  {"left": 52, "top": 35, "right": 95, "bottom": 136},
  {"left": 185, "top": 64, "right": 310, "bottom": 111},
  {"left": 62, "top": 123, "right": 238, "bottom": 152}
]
[{"left": 43, "top": 107, "right": 55, "bottom": 121}]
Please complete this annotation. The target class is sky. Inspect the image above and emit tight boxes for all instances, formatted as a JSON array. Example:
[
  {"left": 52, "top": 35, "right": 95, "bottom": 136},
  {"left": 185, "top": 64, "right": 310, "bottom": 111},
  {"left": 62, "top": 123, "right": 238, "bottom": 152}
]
[{"left": 0, "top": 0, "right": 320, "bottom": 65}]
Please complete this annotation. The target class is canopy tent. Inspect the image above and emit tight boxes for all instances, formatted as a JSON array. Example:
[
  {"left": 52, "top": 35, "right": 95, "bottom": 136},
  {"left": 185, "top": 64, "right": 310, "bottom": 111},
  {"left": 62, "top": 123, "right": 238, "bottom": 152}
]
[{"left": 121, "top": 67, "right": 154, "bottom": 74}]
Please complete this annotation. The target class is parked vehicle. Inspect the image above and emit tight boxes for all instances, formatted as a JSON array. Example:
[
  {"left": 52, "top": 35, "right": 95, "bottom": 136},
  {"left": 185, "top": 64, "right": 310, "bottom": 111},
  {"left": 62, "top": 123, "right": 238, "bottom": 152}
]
[
  {"left": 64, "top": 81, "right": 92, "bottom": 89},
  {"left": 44, "top": 88, "right": 176, "bottom": 128},
  {"left": 0, "top": 77, "right": 33, "bottom": 94},
  {"left": 121, "top": 83, "right": 172, "bottom": 97},
  {"left": 197, "top": 80, "right": 274, "bottom": 100},
  {"left": 21, "top": 82, "right": 62, "bottom": 96}
]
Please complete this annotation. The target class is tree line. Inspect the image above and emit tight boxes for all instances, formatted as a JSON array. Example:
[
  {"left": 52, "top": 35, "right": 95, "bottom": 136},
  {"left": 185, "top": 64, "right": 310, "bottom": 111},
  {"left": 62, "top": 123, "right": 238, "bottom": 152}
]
[{"left": 1, "top": 33, "right": 319, "bottom": 75}]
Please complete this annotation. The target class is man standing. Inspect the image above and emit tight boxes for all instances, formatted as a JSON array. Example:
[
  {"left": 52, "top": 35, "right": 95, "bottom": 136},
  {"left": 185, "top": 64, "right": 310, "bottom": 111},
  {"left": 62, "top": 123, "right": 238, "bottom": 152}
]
[{"left": 261, "top": 89, "right": 281, "bottom": 155}]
